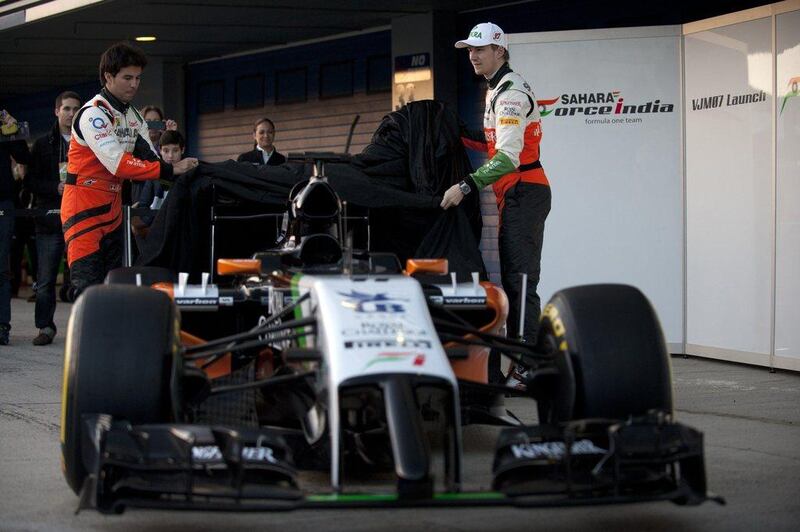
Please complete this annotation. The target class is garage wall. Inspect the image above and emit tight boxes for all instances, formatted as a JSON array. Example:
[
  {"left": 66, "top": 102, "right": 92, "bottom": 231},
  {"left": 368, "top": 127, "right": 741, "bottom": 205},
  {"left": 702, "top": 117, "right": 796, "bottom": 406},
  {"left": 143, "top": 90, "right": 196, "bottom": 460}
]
[
  {"left": 186, "top": 30, "right": 392, "bottom": 161},
  {"left": 196, "top": 92, "right": 389, "bottom": 161}
]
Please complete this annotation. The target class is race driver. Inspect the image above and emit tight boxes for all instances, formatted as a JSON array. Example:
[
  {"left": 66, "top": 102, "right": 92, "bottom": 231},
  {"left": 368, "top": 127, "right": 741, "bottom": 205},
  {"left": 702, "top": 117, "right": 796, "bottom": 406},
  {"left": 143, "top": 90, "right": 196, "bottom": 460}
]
[
  {"left": 62, "top": 42, "right": 198, "bottom": 300},
  {"left": 441, "top": 23, "right": 551, "bottom": 387}
]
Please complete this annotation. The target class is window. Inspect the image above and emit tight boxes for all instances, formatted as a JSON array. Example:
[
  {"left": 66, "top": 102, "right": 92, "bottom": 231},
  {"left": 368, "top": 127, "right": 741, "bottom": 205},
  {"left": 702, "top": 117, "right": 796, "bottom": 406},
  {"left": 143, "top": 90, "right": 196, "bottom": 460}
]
[
  {"left": 319, "top": 61, "right": 354, "bottom": 99},
  {"left": 367, "top": 55, "right": 391, "bottom": 93},
  {"left": 235, "top": 74, "right": 264, "bottom": 109},
  {"left": 197, "top": 80, "right": 224, "bottom": 114},
  {"left": 275, "top": 68, "right": 307, "bottom": 104}
]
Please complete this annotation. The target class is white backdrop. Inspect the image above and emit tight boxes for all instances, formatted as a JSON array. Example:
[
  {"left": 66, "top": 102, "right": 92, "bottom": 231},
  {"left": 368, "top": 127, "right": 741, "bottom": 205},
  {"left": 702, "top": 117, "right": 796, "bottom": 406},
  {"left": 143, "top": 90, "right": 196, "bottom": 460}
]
[
  {"left": 684, "top": 18, "right": 774, "bottom": 363},
  {"left": 776, "top": 9, "right": 800, "bottom": 369},
  {"left": 507, "top": 27, "right": 684, "bottom": 348}
]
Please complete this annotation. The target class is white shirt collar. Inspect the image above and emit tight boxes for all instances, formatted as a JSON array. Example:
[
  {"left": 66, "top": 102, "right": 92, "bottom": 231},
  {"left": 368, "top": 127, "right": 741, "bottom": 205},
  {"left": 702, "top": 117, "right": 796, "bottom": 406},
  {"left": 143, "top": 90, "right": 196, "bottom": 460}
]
[{"left": 256, "top": 145, "right": 274, "bottom": 164}]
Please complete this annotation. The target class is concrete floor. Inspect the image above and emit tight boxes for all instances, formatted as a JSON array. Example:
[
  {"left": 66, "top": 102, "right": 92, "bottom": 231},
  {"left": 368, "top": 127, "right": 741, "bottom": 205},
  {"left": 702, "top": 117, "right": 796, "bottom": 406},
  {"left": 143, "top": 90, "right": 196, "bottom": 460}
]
[{"left": 1, "top": 293, "right": 799, "bottom": 531}]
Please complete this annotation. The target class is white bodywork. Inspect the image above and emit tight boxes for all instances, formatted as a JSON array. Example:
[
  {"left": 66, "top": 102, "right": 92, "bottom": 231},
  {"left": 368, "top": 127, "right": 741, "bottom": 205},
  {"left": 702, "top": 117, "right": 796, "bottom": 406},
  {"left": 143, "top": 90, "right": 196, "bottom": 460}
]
[
  {"left": 296, "top": 274, "right": 461, "bottom": 489},
  {"left": 299, "top": 275, "right": 458, "bottom": 386}
]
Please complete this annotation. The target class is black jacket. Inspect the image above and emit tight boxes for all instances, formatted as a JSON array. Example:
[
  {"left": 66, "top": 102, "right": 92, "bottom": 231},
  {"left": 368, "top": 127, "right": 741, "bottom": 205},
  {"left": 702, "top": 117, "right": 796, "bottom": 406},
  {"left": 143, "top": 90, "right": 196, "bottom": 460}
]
[
  {"left": 0, "top": 139, "right": 30, "bottom": 202},
  {"left": 139, "top": 101, "right": 485, "bottom": 281},
  {"left": 237, "top": 148, "right": 286, "bottom": 166},
  {"left": 25, "top": 120, "right": 67, "bottom": 233}
]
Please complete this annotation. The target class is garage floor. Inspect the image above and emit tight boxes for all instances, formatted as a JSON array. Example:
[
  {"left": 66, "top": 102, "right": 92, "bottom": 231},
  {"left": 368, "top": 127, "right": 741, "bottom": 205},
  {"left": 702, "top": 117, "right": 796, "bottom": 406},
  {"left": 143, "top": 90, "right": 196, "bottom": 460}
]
[{"left": 1, "top": 293, "right": 798, "bottom": 531}]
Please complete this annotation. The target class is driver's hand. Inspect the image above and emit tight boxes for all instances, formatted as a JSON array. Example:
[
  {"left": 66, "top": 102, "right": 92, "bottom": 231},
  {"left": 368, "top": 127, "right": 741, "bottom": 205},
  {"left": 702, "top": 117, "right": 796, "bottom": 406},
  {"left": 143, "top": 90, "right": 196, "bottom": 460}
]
[
  {"left": 440, "top": 183, "right": 465, "bottom": 209},
  {"left": 172, "top": 157, "right": 199, "bottom": 175}
]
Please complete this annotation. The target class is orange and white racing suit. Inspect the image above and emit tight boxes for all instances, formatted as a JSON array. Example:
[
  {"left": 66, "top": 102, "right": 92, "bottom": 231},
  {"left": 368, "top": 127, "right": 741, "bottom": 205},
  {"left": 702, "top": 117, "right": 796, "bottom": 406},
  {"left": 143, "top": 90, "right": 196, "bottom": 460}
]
[
  {"left": 62, "top": 88, "right": 172, "bottom": 297},
  {"left": 461, "top": 62, "right": 551, "bottom": 348}
]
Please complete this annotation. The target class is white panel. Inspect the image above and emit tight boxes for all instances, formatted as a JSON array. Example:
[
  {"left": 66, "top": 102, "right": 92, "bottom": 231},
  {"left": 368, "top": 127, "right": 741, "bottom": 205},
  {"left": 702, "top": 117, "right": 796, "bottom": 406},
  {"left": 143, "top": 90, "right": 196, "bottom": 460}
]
[
  {"left": 508, "top": 28, "right": 684, "bottom": 345},
  {"left": 775, "top": 9, "right": 800, "bottom": 363},
  {"left": 685, "top": 18, "right": 773, "bottom": 355}
]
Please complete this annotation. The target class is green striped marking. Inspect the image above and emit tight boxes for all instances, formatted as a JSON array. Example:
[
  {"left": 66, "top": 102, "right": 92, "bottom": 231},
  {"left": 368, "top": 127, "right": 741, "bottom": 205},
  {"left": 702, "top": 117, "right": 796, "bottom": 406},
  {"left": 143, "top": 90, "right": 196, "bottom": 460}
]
[
  {"left": 290, "top": 274, "right": 306, "bottom": 348},
  {"left": 306, "top": 492, "right": 506, "bottom": 503}
]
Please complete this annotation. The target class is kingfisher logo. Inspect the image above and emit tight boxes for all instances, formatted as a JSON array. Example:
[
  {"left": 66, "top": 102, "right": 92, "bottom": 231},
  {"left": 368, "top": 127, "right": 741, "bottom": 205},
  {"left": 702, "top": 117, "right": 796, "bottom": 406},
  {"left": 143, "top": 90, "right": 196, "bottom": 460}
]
[
  {"left": 537, "top": 90, "right": 675, "bottom": 125},
  {"left": 780, "top": 77, "right": 799, "bottom": 115}
]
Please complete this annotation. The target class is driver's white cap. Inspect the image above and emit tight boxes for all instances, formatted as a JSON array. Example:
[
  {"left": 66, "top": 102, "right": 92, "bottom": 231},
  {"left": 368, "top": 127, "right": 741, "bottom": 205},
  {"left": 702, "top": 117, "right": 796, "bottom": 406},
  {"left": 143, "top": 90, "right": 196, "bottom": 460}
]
[{"left": 455, "top": 22, "right": 507, "bottom": 49}]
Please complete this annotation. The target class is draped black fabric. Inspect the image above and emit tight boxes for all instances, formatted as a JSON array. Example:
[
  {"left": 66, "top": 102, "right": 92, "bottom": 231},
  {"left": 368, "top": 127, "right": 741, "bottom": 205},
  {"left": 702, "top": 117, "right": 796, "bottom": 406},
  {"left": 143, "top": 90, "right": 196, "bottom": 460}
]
[{"left": 137, "top": 100, "right": 487, "bottom": 281}]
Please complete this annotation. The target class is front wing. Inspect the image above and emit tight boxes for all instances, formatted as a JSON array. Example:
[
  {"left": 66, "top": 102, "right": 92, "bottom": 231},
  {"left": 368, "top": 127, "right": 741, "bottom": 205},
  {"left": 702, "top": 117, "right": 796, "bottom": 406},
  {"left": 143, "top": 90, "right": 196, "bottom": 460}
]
[{"left": 76, "top": 413, "right": 724, "bottom": 514}]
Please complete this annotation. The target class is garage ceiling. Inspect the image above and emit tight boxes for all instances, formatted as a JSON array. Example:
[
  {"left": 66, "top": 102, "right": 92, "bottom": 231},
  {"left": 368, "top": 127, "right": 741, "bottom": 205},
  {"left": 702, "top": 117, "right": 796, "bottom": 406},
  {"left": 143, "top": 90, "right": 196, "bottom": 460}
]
[
  {"left": 0, "top": 0, "right": 777, "bottom": 101},
  {"left": 0, "top": 0, "right": 513, "bottom": 100}
]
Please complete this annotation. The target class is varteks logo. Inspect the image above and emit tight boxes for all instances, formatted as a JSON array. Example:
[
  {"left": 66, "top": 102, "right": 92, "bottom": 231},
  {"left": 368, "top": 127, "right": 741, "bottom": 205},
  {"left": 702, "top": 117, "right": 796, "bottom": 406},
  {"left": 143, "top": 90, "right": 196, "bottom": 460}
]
[{"left": 537, "top": 91, "right": 675, "bottom": 124}]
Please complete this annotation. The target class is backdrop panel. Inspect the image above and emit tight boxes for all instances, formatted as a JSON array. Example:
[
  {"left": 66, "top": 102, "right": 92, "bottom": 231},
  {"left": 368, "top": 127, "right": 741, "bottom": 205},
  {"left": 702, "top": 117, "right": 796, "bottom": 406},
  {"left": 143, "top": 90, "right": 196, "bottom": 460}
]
[
  {"left": 775, "top": 9, "right": 800, "bottom": 369},
  {"left": 684, "top": 17, "right": 773, "bottom": 360},
  {"left": 508, "top": 27, "right": 684, "bottom": 346}
]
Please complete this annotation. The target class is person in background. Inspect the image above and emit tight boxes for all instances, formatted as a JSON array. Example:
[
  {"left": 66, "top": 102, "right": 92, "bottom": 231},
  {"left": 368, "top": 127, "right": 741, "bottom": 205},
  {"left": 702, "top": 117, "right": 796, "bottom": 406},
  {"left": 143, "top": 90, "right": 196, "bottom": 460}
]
[
  {"left": 237, "top": 117, "right": 286, "bottom": 166},
  {"left": 140, "top": 105, "right": 177, "bottom": 151},
  {"left": 132, "top": 105, "right": 177, "bottom": 218},
  {"left": 25, "top": 91, "right": 81, "bottom": 345},
  {"left": 10, "top": 164, "right": 37, "bottom": 301},
  {"left": 0, "top": 109, "right": 31, "bottom": 345},
  {"left": 131, "top": 129, "right": 184, "bottom": 250}
]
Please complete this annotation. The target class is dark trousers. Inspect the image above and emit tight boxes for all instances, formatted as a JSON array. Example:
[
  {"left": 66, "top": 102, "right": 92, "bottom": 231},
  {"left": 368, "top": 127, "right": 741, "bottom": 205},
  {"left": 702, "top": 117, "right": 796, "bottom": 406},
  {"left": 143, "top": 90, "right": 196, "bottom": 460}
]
[
  {"left": 0, "top": 199, "right": 14, "bottom": 326},
  {"left": 34, "top": 232, "right": 65, "bottom": 329},
  {"left": 498, "top": 183, "right": 551, "bottom": 344},
  {"left": 68, "top": 225, "right": 122, "bottom": 297}
]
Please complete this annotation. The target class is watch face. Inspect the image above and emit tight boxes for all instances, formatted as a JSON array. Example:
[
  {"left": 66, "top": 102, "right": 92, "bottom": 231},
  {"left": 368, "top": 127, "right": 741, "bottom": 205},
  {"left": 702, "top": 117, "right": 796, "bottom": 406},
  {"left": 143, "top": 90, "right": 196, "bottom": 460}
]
[{"left": 459, "top": 182, "right": 470, "bottom": 194}]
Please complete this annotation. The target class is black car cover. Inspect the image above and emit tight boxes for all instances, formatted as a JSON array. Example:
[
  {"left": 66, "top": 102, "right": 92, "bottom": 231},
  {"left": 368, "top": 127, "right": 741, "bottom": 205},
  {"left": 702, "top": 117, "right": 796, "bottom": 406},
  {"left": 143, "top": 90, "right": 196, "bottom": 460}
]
[{"left": 136, "top": 100, "right": 487, "bottom": 281}]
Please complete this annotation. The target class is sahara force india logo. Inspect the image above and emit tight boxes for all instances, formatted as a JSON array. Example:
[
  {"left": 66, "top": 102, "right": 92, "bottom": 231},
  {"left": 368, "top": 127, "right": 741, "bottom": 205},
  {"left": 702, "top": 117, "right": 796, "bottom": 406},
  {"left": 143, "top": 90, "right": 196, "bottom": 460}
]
[
  {"left": 780, "top": 77, "right": 800, "bottom": 115},
  {"left": 536, "top": 90, "right": 675, "bottom": 125}
]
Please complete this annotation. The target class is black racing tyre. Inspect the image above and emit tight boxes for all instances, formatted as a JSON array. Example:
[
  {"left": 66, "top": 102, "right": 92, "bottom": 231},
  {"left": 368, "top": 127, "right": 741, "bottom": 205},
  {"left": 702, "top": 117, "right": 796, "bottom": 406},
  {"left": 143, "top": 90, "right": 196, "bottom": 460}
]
[
  {"left": 60, "top": 285, "right": 179, "bottom": 494},
  {"left": 105, "top": 266, "right": 175, "bottom": 286},
  {"left": 536, "top": 284, "right": 672, "bottom": 423}
]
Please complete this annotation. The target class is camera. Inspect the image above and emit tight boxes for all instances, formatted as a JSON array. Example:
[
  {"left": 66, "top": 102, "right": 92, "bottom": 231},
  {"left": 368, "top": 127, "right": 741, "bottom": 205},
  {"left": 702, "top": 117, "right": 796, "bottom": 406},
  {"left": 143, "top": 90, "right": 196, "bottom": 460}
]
[{"left": 146, "top": 120, "right": 166, "bottom": 131}]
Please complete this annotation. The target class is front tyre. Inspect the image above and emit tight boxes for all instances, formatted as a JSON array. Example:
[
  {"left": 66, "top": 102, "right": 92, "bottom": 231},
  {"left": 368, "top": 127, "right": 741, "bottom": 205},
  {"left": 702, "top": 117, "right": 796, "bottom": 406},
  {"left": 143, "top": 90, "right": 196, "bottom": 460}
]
[
  {"left": 60, "top": 285, "right": 179, "bottom": 494},
  {"left": 536, "top": 284, "right": 673, "bottom": 423}
]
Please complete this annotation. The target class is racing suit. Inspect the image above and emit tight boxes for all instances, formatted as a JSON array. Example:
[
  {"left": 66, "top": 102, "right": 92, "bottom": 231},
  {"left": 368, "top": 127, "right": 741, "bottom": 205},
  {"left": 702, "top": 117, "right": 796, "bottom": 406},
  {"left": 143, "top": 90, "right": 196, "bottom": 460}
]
[
  {"left": 62, "top": 88, "right": 172, "bottom": 297},
  {"left": 462, "top": 62, "right": 551, "bottom": 348}
]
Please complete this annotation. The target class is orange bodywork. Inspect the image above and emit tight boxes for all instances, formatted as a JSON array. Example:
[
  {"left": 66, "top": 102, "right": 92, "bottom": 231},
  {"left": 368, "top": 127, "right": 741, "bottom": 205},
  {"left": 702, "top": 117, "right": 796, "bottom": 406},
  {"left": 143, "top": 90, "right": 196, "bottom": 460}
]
[
  {"left": 405, "top": 258, "right": 449, "bottom": 276},
  {"left": 180, "top": 330, "right": 231, "bottom": 380},
  {"left": 217, "top": 258, "right": 262, "bottom": 276},
  {"left": 448, "top": 282, "right": 509, "bottom": 384}
]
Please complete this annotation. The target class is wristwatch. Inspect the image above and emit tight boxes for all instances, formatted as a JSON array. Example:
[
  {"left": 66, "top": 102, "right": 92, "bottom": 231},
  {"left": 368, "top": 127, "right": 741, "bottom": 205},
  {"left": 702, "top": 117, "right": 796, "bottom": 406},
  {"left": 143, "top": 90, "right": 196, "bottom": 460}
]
[{"left": 458, "top": 180, "right": 471, "bottom": 195}]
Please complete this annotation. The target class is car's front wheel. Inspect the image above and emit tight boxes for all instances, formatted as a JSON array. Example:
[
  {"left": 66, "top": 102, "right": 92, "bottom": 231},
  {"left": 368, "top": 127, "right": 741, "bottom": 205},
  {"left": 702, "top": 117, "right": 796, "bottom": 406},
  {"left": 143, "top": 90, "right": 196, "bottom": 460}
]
[
  {"left": 60, "top": 285, "right": 179, "bottom": 494},
  {"left": 536, "top": 284, "right": 673, "bottom": 423}
]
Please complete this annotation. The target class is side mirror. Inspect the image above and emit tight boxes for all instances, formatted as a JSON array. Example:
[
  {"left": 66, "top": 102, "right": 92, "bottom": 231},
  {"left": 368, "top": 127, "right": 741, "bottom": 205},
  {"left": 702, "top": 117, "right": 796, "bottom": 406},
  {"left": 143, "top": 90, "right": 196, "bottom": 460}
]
[
  {"left": 216, "top": 258, "right": 262, "bottom": 276},
  {"left": 405, "top": 258, "right": 448, "bottom": 276}
]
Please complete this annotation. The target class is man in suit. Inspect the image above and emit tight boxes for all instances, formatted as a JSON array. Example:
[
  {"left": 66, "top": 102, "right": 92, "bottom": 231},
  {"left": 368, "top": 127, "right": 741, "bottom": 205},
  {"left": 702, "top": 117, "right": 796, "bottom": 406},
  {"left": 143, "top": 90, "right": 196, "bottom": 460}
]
[{"left": 237, "top": 117, "right": 286, "bottom": 166}]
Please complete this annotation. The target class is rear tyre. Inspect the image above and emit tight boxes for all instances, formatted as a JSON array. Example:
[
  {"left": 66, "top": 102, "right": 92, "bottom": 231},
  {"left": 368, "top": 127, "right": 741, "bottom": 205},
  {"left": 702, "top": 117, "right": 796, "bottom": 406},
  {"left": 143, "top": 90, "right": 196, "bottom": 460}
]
[
  {"left": 104, "top": 266, "right": 175, "bottom": 286},
  {"left": 536, "top": 284, "right": 672, "bottom": 423},
  {"left": 60, "top": 285, "right": 179, "bottom": 494}
]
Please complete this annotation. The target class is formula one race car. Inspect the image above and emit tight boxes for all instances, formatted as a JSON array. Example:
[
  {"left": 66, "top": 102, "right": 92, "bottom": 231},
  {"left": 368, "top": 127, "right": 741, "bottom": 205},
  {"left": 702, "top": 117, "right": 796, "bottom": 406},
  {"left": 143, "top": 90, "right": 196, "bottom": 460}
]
[{"left": 60, "top": 156, "right": 722, "bottom": 513}]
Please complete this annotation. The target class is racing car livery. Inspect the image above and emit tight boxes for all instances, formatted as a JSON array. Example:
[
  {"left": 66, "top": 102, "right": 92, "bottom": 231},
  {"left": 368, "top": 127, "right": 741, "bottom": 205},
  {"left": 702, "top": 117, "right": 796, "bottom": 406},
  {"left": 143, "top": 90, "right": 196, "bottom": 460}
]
[{"left": 60, "top": 156, "right": 722, "bottom": 513}]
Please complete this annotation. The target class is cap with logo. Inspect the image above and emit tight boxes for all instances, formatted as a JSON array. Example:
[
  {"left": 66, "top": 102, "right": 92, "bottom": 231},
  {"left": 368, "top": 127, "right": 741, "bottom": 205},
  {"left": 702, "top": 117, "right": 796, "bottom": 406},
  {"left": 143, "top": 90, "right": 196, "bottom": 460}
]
[{"left": 455, "top": 22, "right": 508, "bottom": 49}]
